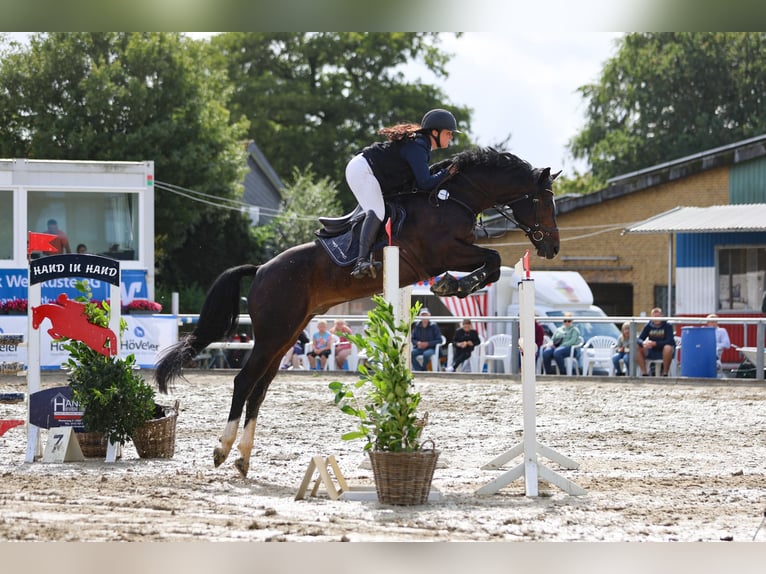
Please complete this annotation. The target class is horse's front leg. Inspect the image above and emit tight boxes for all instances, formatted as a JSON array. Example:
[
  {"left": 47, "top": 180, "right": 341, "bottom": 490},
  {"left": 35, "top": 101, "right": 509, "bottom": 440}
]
[{"left": 431, "top": 249, "right": 501, "bottom": 298}]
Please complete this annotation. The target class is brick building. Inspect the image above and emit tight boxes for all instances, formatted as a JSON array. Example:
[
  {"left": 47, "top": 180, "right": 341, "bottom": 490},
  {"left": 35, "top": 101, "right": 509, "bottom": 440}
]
[{"left": 480, "top": 134, "right": 766, "bottom": 318}]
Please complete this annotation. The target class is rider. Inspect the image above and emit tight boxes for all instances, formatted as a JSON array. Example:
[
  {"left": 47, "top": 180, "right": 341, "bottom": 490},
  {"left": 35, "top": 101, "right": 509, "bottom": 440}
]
[{"left": 345, "top": 108, "right": 461, "bottom": 279}]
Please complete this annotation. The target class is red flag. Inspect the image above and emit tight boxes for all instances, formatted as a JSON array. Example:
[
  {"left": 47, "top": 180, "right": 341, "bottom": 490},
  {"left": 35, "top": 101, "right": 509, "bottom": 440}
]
[
  {"left": 385, "top": 219, "right": 392, "bottom": 246},
  {"left": 28, "top": 232, "right": 59, "bottom": 255},
  {"left": 523, "top": 249, "right": 530, "bottom": 278}
]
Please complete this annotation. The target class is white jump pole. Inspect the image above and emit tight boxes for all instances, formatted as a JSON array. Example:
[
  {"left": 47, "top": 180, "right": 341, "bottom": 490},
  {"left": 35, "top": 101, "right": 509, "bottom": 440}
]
[
  {"left": 382, "top": 222, "right": 411, "bottom": 368},
  {"left": 476, "top": 252, "right": 586, "bottom": 497}
]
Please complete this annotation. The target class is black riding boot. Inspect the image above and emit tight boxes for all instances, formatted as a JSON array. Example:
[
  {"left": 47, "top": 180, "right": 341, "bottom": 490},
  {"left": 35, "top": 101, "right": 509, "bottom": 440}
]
[{"left": 351, "top": 212, "right": 383, "bottom": 279}]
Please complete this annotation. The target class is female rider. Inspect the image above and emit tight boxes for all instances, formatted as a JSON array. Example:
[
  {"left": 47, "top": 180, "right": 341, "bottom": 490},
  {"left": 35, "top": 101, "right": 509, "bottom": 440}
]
[{"left": 345, "top": 108, "right": 461, "bottom": 279}]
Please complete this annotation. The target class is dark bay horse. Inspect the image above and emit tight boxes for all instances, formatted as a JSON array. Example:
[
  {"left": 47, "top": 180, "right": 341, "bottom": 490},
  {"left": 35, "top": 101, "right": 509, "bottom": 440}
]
[{"left": 156, "top": 147, "right": 560, "bottom": 477}]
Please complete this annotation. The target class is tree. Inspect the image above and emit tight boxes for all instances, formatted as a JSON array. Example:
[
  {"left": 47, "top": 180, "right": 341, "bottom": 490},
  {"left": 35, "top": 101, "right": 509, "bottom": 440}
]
[
  {"left": 260, "top": 166, "right": 343, "bottom": 258},
  {"left": 209, "top": 32, "right": 473, "bottom": 210},
  {"left": 569, "top": 33, "right": 766, "bottom": 183},
  {"left": 0, "top": 32, "right": 257, "bottom": 298}
]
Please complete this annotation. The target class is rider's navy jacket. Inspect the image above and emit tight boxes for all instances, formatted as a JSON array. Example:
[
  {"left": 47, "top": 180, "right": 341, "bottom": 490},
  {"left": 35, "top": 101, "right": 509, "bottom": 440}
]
[{"left": 361, "top": 133, "right": 451, "bottom": 194}]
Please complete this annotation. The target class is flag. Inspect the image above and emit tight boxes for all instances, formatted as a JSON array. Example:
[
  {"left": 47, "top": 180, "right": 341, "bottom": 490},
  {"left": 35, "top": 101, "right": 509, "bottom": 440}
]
[
  {"left": 28, "top": 232, "right": 59, "bottom": 255},
  {"left": 385, "top": 219, "right": 392, "bottom": 246}
]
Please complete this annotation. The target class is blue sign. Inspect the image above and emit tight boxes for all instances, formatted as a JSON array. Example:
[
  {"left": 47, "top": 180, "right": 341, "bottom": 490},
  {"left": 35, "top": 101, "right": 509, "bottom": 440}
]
[
  {"left": 0, "top": 268, "right": 148, "bottom": 305},
  {"left": 29, "top": 386, "right": 84, "bottom": 430}
]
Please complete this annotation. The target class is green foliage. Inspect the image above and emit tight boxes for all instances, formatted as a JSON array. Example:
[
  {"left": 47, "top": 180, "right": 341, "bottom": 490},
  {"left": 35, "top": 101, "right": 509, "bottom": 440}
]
[
  {"left": 261, "top": 166, "right": 343, "bottom": 255},
  {"left": 329, "top": 295, "right": 427, "bottom": 453},
  {"left": 62, "top": 280, "right": 155, "bottom": 445},
  {"left": 211, "top": 32, "right": 473, "bottom": 211},
  {"left": 0, "top": 32, "right": 249, "bottom": 293},
  {"left": 570, "top": 33, "right": 766, "bottom": 181}
]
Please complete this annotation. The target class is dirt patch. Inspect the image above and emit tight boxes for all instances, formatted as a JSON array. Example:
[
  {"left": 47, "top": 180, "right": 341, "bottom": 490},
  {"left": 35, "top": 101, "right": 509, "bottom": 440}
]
[{"left": 1, "top": 371, "right": 765, "bottom": 541}]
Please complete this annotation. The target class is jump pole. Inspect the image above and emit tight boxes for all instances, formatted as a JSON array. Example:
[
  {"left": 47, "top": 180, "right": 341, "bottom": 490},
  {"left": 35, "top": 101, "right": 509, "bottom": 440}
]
[
  {"left": 476, "top": 252, "right": 585, "bottom": 497},
  {"left": 382, "top": 221, "right": 411, "bottom": 367}
]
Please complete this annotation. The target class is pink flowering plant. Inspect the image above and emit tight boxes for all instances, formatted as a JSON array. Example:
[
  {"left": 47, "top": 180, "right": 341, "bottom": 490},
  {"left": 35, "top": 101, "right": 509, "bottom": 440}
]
[
  {"left": 124, "top": 299, "right": 162, "bottom": 313},
  {"left": 2, "top": 298, "right": 28, "bottom": 314}
]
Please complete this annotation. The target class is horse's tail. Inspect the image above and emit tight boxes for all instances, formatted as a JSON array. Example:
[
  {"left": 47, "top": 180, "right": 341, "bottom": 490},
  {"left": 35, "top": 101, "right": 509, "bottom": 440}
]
[{"left": 155, "top": 264, "right": 259, "bottom": 393}]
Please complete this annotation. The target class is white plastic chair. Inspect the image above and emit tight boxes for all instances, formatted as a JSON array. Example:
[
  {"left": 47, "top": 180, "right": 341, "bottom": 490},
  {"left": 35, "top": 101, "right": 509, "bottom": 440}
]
[
  {"left": 581, "top": 335, "right": 619, "bottom": 376},
  {"left": 646, "top": 335, "right": 681, "bottom": 376},
  {"left": 447, "top": 335, "right": 484, "bottom": 372},
  {"left": 553, "top": 336, "right": 584, "bottom": 376},
  {"left": 537, "top": 335, "right": 551, "bottom": 374},
  {"left": 478, "top": 334, "right": 514, "bottom": 374},
  {"left": 305, "top": 334, "right": 339, "bottom": 371},
  {"left": 429, "top": 335, "right": 447, "bottom": 372}
]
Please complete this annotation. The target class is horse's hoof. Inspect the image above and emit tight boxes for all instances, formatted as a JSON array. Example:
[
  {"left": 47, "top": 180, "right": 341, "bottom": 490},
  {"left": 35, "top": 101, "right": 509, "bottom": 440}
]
[
  {"left": 213, "top": 447, "right": 227, "bottom": 468},
  {"left": 234, "top": 457, "right": 249, "bottom": 478},
  {"left": 431, "top": 273, "right": 459, "bottom": 296}
]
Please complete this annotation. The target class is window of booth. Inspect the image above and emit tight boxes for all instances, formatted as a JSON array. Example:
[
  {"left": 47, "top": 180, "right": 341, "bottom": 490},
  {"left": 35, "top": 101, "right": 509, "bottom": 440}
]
[
  {"left": 717, "top": 245, "right": 766, "bottom": 312},
  {"left": 0, "top": 190, "right": 11, "bottom": 260},
  {"left": 27, "top": 190, "right": 139, "bottom": 260}
]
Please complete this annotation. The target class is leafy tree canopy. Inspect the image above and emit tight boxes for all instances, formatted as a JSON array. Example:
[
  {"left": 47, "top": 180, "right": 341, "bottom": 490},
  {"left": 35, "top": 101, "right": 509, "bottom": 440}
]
[
  {"left": 0, "top": 32, "right": 258, "bottom": 298},
  {"left": 209, "top": 32, "right": 473, "bottom": 210},
  {"left": 569, "top": 32, "right": 766, "bottom": 184}
]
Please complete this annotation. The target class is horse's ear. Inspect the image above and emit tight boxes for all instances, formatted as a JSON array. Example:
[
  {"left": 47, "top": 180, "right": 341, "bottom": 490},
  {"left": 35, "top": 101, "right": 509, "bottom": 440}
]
[
  {"left": 552, "top": 170, "right": 562, "bottom": 181},
  {"left": 537, "top": 167, "right": 551, "bottom": 184}
]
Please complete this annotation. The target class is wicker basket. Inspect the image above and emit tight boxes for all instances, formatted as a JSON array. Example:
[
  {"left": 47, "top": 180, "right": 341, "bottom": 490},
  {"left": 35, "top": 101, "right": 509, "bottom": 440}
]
[
  {"left": 368, "top": 447, "right": 439, "bottom": 505},
  {"left": 132, "top": 401, "right": 179, "bottom": 459},
  {"left": 76, "top": 431, "right": 108, "bottom": 458}
]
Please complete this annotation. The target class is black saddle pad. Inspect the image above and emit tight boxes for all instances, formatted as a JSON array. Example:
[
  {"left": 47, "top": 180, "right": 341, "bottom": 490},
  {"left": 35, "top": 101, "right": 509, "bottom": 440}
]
[{"left": 316, "top": 205, "right": 406, "bottom": 267}]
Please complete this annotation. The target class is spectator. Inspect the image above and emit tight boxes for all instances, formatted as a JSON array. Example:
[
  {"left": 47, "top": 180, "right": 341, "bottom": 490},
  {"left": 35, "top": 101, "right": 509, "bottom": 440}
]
[
  {"left": 446, "top": 318, "right": 481, "bottom": 372},
  {"left": 612, "top": 322, "right": 631, "bottom": 376},
  {"left": 411, "top": 308, "right": 443, "bottom": 371},
  {"left": 308, "top": 320, "right": 332, "bottom": 370},
  {"left": 706, "top": 313, "right": 731, "bottom": 360},
  {"left": 46, "top": 219, "right": 71, "bottom": 254},
  {"left": 76, "top": 243, "right": 87, "bottom": 254},
  {"left": 281, "top": 330, "right": 309, "bottom": 370},
  {"left": 330, "top": 319, "right": 353, "bottom": 370},
  {"left": 542, "top": 312, "right": 581, "bottom": 374},
  {"left": 635, "top": 307, "right": 676, "bottom": 376}
]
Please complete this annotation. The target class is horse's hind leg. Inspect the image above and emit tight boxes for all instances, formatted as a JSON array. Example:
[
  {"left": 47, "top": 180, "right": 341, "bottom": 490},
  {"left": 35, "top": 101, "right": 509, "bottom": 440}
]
[
  {"left": 213, "top": 366, "right": 257, "bottom": 469},
  {"left": 233, "top": 380, "right": 272, "bottom": 478}
]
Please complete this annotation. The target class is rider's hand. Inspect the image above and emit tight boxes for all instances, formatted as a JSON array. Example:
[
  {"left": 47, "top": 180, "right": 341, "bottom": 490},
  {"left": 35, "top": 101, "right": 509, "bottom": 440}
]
[{"left": 447, "top": 163, "right": 459, "bottom": 176}]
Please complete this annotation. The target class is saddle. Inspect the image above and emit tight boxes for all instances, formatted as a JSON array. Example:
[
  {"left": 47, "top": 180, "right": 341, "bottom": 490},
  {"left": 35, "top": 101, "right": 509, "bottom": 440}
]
[{"left": 315, "top": 203, "right": 406, "bottom": 267}]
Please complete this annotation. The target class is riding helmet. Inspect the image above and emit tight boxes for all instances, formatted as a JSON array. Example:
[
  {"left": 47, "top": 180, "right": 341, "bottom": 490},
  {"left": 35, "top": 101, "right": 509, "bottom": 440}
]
[{"left": 421, "top": 108, "right": 461, "bottom": 133}]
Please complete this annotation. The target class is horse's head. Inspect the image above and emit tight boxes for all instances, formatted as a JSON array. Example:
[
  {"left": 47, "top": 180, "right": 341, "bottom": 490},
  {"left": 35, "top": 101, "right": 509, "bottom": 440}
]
[
  {"left": 508, "top": 167, "right": 560, "bottom": 259},
  {"left": 446, "top": 148, "right": 560, "bottom": 259}
]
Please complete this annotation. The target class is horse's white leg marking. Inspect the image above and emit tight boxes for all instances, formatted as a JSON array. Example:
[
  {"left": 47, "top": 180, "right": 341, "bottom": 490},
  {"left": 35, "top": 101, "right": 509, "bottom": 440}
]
[
  {"left": 213, "top": 419, "right": 239, "bottom": 467},
  {"left": 234, "top": 419, "right": 257, "bottom": 478}
]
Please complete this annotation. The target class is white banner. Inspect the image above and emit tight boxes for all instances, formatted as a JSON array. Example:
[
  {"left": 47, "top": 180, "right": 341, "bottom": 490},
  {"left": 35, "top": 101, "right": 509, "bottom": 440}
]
[{"left": 0, "top": 314, "right": 178, "bottom": 370}]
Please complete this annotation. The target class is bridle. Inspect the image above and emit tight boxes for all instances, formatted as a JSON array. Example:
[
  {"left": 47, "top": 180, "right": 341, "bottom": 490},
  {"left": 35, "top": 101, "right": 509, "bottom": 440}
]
[{"left": 449, "top": 171, "right": 557, "bottom": 243}]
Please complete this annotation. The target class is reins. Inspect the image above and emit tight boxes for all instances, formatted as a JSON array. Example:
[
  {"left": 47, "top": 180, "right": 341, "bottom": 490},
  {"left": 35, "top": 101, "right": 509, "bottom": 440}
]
[{"left": 447, "top": 171, "right": 557, "bottom": 243}]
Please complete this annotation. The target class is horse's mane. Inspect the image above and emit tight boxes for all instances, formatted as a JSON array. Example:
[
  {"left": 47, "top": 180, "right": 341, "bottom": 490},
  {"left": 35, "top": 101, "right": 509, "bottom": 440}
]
[{"left": 432, "top": 146, "right": 534, "bottom": 175}]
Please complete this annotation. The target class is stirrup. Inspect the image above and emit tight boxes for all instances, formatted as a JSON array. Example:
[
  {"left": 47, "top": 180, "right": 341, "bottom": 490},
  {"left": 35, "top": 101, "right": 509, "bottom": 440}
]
[{"left": 351, "top": 257, "right": 382, "bottom": 279}]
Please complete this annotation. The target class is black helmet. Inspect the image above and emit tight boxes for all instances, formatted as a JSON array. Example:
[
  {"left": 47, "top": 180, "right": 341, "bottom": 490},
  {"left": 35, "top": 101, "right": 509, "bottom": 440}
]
[{"left": 421, "top": 108, "right": 461, "bottom": 133}]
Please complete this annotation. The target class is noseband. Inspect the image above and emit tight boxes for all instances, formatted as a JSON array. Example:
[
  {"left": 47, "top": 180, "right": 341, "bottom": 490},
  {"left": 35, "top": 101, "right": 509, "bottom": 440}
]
[{"left": 452, "top": 172, "right": 557, "bottom": 243}]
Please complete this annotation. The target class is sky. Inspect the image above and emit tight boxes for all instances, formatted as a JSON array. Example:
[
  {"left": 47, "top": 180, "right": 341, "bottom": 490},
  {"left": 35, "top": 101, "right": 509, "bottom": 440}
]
[{"left": 413, "top": 32, "right": 623, "bottom": 175}]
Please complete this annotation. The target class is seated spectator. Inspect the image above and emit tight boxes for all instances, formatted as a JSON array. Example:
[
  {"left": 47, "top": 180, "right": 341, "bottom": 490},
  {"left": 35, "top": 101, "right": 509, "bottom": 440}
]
[
  {"left": 76, "top": 243, "right": 88, "bottom": 254},
  {"left": 706, "top": 313, "right": 731, "bottom": 360},
  {"left": 612, "top": 322, "right": 631, "bottom": 376},
  {"left": 635, "top": 307, "right": 676, "bottom": 376},
  {"left": 542, "top": 312, "right": 581, "bottom": 374},
  {"left": 281, "top": 330, "right": 309, "bottom": 370},
  {"left": 446, "top": 318, "right": 481, "bottom": 372},
  {"left": 411, "top": 308, "right": 442, "bottom": 371},
  {"left": 330, "top": 319, "right": 353, "bottom": 370},
  {"left": 308, "top": 320, "right": 332, "bottom": 370}
]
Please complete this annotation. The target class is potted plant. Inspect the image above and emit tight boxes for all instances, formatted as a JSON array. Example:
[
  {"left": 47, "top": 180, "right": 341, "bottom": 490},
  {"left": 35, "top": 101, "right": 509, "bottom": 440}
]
[
  {"left": 61, "top": 281, "right": 159, "bottom": 457},
  {"left": 123, "top": 299, "right": 162, "bottom": 314},
  {"left": 329, "top": 294, "right": 439, "bottom": 505}
]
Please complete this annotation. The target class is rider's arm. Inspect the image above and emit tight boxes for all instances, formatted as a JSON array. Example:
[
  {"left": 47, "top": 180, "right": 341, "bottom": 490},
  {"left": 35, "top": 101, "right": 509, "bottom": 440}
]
[{"left": 401, "top": 138, "right": 450, "bottom": 191}]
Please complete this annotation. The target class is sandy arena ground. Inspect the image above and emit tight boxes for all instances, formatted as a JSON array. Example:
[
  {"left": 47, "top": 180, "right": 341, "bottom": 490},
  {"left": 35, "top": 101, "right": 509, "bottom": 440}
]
[{"left": 1, "top": 370, "right": 765, "bottom": 543}]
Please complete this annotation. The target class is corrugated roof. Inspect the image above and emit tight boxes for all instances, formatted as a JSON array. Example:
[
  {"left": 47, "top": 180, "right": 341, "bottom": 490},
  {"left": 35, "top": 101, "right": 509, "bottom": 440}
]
[{"left": 624, "top": 204, "right": 766, "bottom": 234}]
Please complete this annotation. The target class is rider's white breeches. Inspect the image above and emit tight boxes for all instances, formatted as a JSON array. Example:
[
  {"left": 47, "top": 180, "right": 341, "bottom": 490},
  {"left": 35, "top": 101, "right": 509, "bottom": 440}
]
[{"left": 345, "top": 154, "right": 385, "bottom": 220}]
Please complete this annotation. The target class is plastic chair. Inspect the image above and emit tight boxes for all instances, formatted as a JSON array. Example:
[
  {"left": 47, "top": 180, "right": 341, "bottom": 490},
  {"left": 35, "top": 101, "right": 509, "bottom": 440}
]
[
  {"left": 537, "top": 335, "right": 551, "bottom": 374},
  {"left": 429, "top": 335, "right": 447, "bottom": 372},
  {"left": 446, "top": 335, "right": 484, "bottom": 372},
  {"left": 553, "top": 336, "right": 584, "bottom": 376},
  {"left": 478, "top": 334, "right": 514, "bottom": 374},
  {"left": 581, "top": 335, "right": 619, "bottom": 376},
  {"left": 646, "top": 335, "right": 681, "bottom": 377}
]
